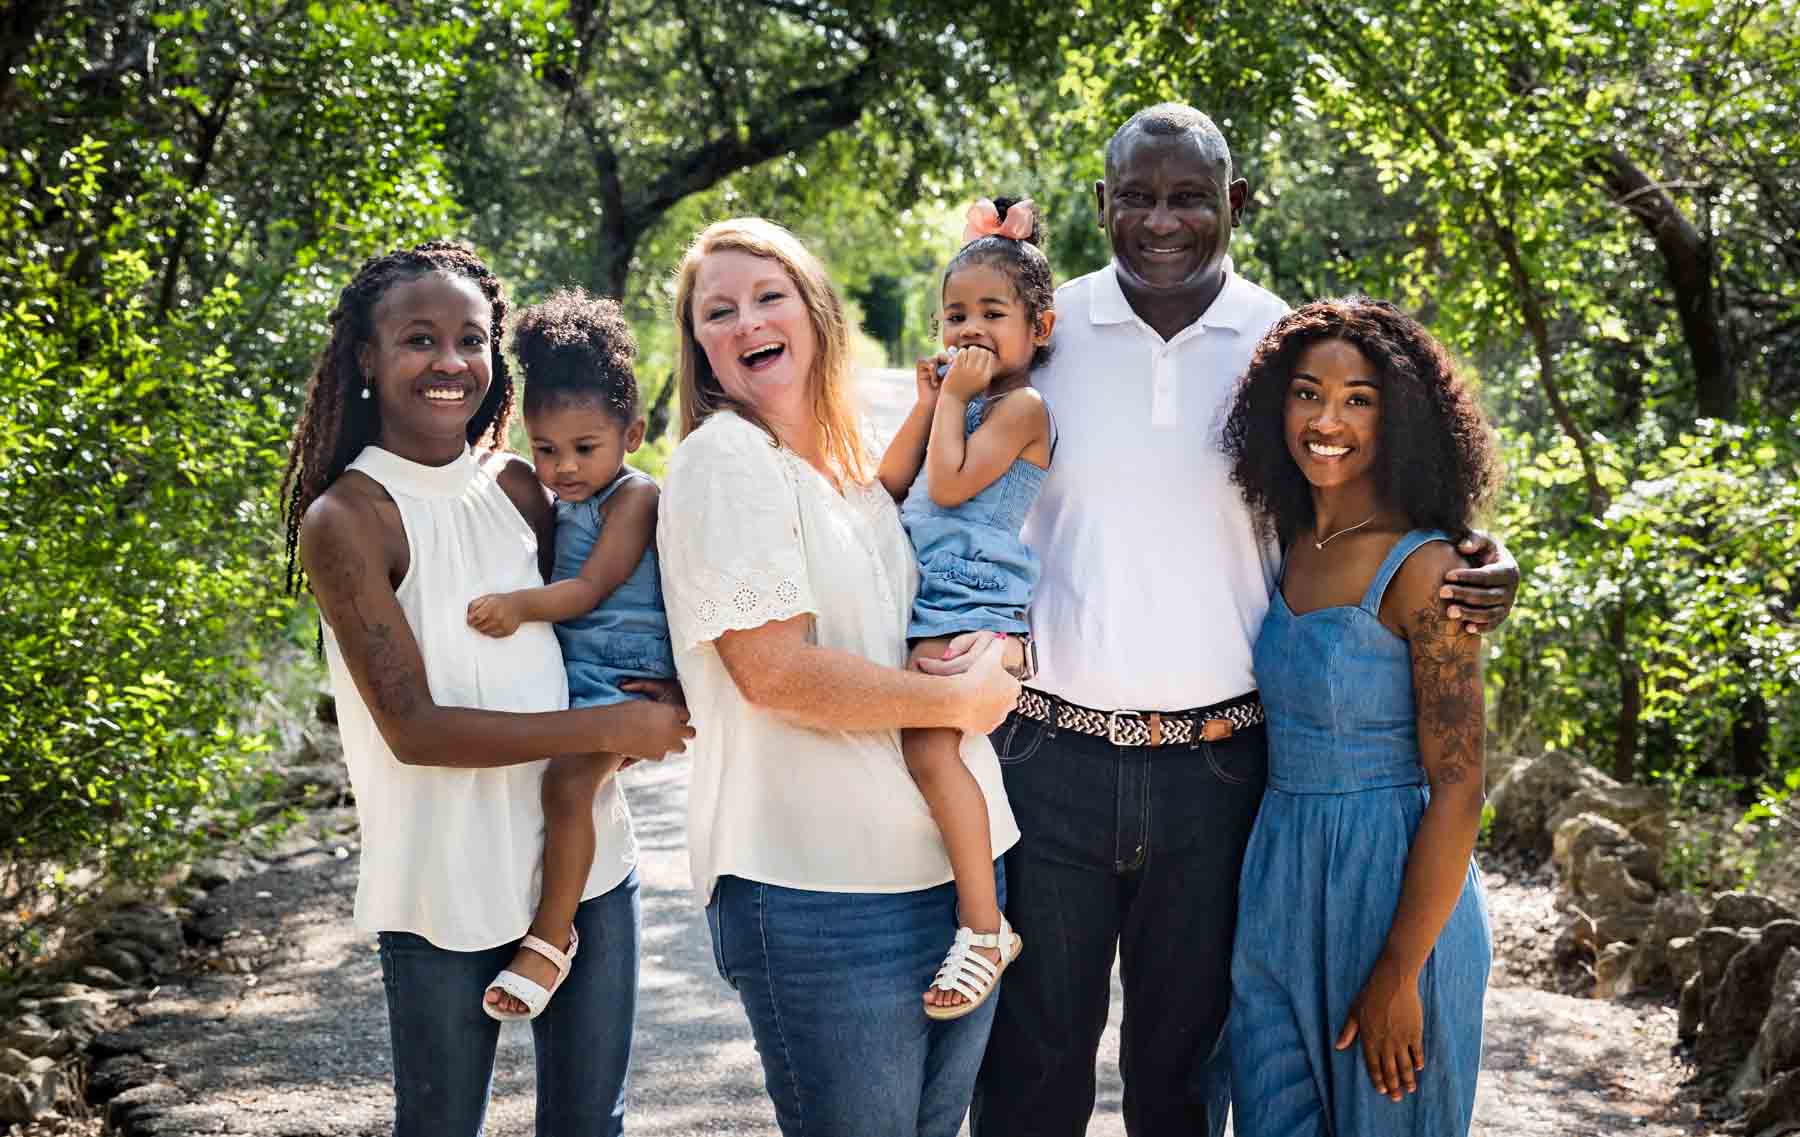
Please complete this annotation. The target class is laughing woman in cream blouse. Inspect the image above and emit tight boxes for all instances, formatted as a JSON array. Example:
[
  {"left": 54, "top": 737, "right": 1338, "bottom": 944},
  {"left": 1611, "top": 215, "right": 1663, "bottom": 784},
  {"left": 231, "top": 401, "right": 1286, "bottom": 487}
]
[{"left": 658, "top": 217, "right": 1023, "bottom": 1137}]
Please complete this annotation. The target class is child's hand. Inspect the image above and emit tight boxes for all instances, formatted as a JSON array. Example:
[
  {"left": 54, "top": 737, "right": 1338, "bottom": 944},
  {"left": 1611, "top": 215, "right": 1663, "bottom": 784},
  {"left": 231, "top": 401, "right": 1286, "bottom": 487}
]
[
  {"left": 466, "top": 593, "right": 522, "bottom": 638},
  {"left": 914, "top": 355, "right": 945, "bottom": 407},
  {"left": 1334, "top": 959, "right": 1425, "bottom": 1102},
  {"left": 949, "top": 633, "right": 1020, "bottom": 735},
  {"left": 942, "top": 345, "right": 996, "bottom": 401}
]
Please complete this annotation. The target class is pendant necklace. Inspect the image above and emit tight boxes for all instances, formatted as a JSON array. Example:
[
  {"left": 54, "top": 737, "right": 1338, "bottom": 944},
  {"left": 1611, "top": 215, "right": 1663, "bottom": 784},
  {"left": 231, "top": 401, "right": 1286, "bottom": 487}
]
[{"left": 1314, "top": 514, "right": 1377, "bottom": 550}]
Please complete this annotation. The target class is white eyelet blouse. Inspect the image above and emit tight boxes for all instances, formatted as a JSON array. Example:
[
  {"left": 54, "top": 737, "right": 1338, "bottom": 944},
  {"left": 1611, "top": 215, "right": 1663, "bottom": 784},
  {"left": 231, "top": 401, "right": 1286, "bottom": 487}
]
[{"left": 658, "top": 411, "right": 1020, "bottom": 902}]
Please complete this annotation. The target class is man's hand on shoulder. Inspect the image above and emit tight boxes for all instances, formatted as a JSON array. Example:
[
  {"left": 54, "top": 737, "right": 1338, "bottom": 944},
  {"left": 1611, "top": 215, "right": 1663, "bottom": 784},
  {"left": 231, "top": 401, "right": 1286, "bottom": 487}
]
[{"left": 1442, "top": 531, "right": 1520, "bottom": 635}]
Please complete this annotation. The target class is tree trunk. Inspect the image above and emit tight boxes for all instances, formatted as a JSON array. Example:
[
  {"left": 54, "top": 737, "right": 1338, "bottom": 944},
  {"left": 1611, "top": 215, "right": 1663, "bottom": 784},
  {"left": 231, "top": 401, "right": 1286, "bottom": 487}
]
[
  {"left": 645, "top": 370, "right": 676, "bottom": 443},
  {"left": 589, "top": 217, "right": 639, "bottom": 302},
  {"left": 1731, "top": 689, "right": 1769, "bottom": 805},
  {"left": 1610, "top": 605, "right": 1640, "bottom": 782},
  {"left": 1589, "top": 146, "right": 1735, "bottom": 420}
]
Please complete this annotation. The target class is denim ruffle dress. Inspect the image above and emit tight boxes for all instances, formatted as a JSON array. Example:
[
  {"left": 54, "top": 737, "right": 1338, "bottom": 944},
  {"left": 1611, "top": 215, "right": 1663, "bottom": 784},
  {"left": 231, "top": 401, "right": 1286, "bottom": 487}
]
[
  {"left": 552, "top": 469, "right": 676, "bottom": 707},
  {"left": 899, "top": 394, "right": 1052, "bottom": 640},
  {"left": 1229, "top": 529, "right": 1492, "bottom": 1137}
]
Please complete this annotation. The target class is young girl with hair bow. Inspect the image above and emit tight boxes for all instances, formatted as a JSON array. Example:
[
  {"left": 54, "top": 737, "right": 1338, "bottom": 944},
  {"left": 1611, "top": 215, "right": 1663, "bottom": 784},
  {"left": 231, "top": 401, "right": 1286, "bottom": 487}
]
[{"left": 878, "top": 195, "right": 1059, "bottom": 1020}]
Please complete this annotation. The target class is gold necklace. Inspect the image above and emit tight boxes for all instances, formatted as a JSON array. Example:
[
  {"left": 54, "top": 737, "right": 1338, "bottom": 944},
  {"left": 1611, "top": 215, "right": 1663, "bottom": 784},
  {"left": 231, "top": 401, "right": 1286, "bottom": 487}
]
[{"left": 1314, "top": 514, "right": 1377, "bottom": 550}]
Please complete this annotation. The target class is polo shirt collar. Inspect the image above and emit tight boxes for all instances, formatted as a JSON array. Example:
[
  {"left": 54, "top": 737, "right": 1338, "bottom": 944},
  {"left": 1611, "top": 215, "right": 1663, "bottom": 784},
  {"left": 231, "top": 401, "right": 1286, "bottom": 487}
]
[{"left": 1092, "top": 256, "right": 1258, "bottom": 336}]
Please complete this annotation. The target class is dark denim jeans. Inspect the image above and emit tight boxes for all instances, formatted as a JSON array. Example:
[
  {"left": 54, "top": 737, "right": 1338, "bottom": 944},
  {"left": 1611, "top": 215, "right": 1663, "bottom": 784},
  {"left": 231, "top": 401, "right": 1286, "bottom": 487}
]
[
  {"left": 706, "top": 865, "right": 1006, "bottom": 1137},
  {"left": 377, "top": 870, "right": 640, "bottom": 1137},
  {"left": 971, "top": 713, "right": 1268, "bottom": 1137}
]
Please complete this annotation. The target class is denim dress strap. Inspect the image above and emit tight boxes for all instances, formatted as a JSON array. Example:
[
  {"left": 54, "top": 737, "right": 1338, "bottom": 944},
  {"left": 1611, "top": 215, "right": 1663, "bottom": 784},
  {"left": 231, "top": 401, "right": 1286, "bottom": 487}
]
[
  {"left": 593, "top": 467, "right": 649, "bottom": 509},
  {"left": 1358, "top": 528, "right": 1455, "bottom": 614}
]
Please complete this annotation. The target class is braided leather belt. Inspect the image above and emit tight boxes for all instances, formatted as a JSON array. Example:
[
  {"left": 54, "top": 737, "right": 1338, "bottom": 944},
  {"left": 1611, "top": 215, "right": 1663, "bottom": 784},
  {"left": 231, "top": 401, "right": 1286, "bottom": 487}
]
[{"left": 1015, "top": 687, "right": 1264, "bottom": 748}]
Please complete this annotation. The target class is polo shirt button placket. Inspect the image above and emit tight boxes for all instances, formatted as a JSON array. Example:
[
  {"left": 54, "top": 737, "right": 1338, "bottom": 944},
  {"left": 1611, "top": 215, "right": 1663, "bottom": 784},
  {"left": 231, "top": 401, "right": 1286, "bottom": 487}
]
[{"left": 1151, "top": 345, "right": 1176, "bottom": 429}]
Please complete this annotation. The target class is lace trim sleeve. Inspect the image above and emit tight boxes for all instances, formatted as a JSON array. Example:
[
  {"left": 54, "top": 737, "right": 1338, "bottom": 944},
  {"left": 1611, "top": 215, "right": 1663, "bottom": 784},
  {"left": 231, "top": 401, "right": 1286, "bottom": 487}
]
[{"left": 658, "top": 415, "right": 819, "bottom": 652}]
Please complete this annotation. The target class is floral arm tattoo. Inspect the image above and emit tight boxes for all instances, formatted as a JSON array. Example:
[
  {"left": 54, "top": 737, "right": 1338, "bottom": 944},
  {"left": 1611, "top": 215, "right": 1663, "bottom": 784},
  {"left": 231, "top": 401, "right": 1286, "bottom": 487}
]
[
  {"left": 305, "top": 510, "right": 425, "bottom": 721},
  {"left": 1408, "top": 604, "right": 1484, "bottom": 788}
]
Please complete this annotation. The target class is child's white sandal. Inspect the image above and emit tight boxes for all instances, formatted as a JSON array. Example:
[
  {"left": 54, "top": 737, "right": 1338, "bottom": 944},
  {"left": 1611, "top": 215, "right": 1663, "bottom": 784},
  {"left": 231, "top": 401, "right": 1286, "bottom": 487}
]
[
  {"left": 483, "top": 928, "right": 579, "bottom": 1022},
  {"left": 923, "top": 918, "right": 1023, "bottom": 1022}
]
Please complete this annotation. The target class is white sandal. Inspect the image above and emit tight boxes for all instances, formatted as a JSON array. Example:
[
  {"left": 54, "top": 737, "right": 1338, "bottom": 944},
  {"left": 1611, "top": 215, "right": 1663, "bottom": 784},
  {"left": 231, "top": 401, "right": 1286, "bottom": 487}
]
[
  {"left": 923, "top": 918, "right": 1023, "bottom": 1021},
  {"left": 483, "top": 928, "right": 579, "bottom": 1022}
]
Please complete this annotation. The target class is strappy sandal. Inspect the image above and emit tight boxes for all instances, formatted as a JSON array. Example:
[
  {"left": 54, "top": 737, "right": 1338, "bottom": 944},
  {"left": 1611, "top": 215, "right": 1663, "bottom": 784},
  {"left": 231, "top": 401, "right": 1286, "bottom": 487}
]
[
  {"left": 923, "top": 918, "right": 1023, "bottom": 1022},
  {"left": 482, "top": 928, "right": 579, "bottom": 1022}
]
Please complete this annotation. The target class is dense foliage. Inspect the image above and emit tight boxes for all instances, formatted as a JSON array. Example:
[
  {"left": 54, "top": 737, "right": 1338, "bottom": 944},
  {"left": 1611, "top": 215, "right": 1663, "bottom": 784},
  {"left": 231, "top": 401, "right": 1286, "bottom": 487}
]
[{"left": 0, "top": 0, "right": 472, "bottom": 951}]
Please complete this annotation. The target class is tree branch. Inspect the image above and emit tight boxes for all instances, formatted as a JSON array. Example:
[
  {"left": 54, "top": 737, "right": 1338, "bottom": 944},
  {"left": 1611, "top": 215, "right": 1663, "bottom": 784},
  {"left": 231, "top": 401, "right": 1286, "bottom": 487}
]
[
  {"left": 631, "top": 55, "right": 885, "bottom": 219},
  {"left": 1587, "top": 144, "right": 1734, "bottom": 419},
  {"left": 155, "top": 70, "right": 241, "bottom": 325}
]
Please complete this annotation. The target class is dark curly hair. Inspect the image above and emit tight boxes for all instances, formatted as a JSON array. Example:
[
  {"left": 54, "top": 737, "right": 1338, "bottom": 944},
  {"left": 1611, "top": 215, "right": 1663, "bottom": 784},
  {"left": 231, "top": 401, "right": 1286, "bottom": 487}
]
[
  {"left": 514, "top": 287, "right": 639, "bottom": 425},
  {"left": 942, "top": 196, "right": 1056, "bottom": 370},
  {"left": 281, "top": 240, "right": 514, "bottom": 594},
  {"left": 1222, "top": 297, "right": 1500, "bottom": 546}
]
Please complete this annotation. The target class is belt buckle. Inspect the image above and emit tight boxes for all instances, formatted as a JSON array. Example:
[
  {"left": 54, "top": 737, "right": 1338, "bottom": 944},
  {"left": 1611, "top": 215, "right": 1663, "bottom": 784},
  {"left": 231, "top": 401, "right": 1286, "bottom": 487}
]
[{"left": 1107, "top": 710, "right": 1143, "bottom": 747}]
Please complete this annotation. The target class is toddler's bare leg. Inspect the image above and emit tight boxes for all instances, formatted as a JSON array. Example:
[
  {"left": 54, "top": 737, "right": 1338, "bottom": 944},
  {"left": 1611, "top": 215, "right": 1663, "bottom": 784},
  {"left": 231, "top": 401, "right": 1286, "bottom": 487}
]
[
  {"left": 906, "top": 636, "right": 1002, "bottom": 1010},
  {"left": 484, "top": 752, "right": 620, "bottom": 1016}
]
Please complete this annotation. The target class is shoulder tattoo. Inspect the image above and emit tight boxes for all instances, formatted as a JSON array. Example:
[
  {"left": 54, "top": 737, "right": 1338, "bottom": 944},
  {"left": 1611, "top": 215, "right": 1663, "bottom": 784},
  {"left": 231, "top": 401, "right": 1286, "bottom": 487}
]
[{"left": 310, "top": 517, "right": 421, "bottom": 720}]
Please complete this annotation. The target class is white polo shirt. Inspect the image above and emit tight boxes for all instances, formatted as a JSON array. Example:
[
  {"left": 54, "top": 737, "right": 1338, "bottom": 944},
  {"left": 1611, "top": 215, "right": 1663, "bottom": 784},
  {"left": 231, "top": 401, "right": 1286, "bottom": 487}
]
[{"left": 1023, "top": 260, "right": 1289, "bottom": 712}]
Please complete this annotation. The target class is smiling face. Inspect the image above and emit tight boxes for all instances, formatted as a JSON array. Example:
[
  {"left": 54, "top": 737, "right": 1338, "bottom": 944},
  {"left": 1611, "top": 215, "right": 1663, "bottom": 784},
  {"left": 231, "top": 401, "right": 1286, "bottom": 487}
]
[
  {"left": 359, "top": 272, "right": 494, "bottom": 453},
  {"left": 688, "top": 250, "right": 818, "bottom": 424},
  {"left": 940, "top": 262, "right": 1049, "bottom": 383},
  {"left": 1099, "top": 128, "right": 1245, "bottom": 302},
  {"left": 1284, "top": 338, "right": 1383, "bottom": 493},
  {"left": 525, "top": 400, "right": 643, "bottom": 503}
]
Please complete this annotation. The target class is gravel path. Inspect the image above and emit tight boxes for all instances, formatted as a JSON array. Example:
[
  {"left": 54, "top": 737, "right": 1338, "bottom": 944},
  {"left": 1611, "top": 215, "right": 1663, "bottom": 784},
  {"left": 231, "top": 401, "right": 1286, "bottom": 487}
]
[{"left": 73, "top": 755, "right": 1714, "bottom": 1137}]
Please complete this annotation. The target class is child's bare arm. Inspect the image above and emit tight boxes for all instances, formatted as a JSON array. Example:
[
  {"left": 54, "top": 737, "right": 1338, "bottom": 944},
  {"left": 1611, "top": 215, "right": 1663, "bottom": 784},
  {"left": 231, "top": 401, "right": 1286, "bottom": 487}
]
[
  {"left": 926, "top": 386, "right": 1050, "bottom": 509},
  {"left": 467, "top": 479, "right": 659, "bottom": 636},
  {"left": 877, "top": 357, "right": 942, "bottom": 500}
]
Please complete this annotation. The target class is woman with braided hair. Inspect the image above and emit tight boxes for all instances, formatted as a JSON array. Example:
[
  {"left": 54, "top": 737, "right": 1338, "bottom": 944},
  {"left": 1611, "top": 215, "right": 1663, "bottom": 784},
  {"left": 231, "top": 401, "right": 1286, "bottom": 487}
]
[{"left": 282, "top": 240, "right": 693, "bottom": 1136}]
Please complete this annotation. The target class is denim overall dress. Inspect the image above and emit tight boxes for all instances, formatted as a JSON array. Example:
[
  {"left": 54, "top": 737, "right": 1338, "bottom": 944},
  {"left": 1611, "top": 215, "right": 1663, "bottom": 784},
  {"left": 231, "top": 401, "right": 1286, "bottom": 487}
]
[
  {"left": 553, "top": 469, "right": 676, "bottom": 707},
  {"left": 1228, "top": 529, "right": 1492, "bottom": 1137},
  {"left": 900, "top": 393, "right": 1054, "bottom": 640}
]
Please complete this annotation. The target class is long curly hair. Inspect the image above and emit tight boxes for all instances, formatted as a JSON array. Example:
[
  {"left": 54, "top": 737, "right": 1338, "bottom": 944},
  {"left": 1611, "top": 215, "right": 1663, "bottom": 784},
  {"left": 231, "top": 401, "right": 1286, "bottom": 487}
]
[
  {"left": 942, "top": 196, "right": 1056, "bottom": 370},
  {"left": 1222, "top": 297, "right": 1500, "bottom": 546},
  {"left": 281, "top": 240, "right": 514, "bottom": 593},
  {"left": 515, "top": 287, "right": 639, "bottom": 424}
]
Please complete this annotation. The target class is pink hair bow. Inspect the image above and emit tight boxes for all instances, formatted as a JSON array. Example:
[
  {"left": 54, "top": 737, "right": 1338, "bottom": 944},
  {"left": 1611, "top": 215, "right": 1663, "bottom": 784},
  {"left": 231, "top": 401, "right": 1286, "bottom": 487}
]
[{"left": 961, "top": 198, "right": 1036, "bottom": 245}]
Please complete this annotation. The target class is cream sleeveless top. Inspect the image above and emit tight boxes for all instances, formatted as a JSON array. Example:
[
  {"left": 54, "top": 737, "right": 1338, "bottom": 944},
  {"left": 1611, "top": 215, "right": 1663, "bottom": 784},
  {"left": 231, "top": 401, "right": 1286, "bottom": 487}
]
[
  {"left": 658, "top": 412, "right": 1020, "bottom": 902},
  {"left": 321, "top": 445, "right": 637, "bottom": 951}
]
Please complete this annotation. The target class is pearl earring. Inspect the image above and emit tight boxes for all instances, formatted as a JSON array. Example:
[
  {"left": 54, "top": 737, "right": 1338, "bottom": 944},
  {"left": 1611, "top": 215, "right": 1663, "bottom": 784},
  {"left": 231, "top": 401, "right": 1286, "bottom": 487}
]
[{"left": 361, "top": 372, "right": 372, "bottom": 400}]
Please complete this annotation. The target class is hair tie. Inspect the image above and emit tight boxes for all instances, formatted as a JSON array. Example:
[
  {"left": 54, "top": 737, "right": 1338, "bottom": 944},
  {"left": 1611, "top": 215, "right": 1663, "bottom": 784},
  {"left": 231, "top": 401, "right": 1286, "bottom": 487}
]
[{"left": 961, "top": 198, "right": 1036, "bottom": 246}]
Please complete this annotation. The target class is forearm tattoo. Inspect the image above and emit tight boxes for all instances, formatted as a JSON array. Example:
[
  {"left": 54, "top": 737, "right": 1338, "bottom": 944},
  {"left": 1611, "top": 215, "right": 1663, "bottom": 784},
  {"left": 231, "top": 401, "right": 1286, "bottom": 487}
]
[
  {"left": 1409, "top": 605, "right": 1482, "bottom": 787},
  {"left": 311, "top": 523, "right": 421, "bottom": 720}
]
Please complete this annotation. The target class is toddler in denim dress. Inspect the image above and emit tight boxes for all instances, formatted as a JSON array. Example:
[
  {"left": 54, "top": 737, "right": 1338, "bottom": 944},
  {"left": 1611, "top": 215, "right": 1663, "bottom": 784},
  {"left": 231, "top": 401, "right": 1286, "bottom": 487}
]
[
  {"left": 876, "top": 196, "right": 1057, "bottom": 1022},
  {"left": 464, "top": 289, "right": 673, "bottom": 1023}
]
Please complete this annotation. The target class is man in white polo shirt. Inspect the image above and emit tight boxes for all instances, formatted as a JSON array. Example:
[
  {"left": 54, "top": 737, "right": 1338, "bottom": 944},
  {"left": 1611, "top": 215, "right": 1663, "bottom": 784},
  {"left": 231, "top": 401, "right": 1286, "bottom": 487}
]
[{"left": 969, "top": 104, "right": 1518, "bottom": 1137}]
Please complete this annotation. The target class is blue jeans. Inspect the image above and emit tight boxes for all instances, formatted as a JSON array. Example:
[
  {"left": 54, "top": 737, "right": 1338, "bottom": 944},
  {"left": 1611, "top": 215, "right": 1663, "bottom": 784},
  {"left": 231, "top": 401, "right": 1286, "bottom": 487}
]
[
  {"left": 971, "top": 714, "right": 1268, "bottom": 1137},
  {"left": 706, "top": 865, "right": 1006, "bottom": 1136},
  {"left": 377, "top": 871, "right": 640, "bottom": 1137}
]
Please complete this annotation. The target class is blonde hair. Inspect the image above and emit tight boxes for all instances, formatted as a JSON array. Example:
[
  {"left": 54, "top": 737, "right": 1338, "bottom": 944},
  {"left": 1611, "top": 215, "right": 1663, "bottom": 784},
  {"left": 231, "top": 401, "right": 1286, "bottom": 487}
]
[{"left": 672, "top": 217, "right": 871, "bottom": 485}]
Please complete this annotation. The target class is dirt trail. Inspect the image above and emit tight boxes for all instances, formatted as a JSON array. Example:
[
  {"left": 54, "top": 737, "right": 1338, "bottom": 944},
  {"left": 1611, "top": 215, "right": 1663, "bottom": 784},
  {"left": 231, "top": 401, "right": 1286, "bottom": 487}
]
[{"left": 69, "top": 756, "right": 1708, "bottom": 1137}]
